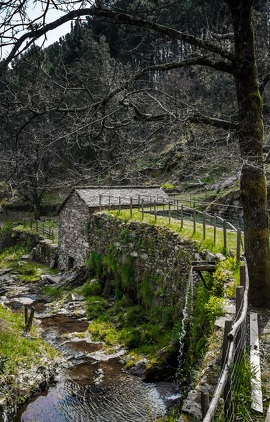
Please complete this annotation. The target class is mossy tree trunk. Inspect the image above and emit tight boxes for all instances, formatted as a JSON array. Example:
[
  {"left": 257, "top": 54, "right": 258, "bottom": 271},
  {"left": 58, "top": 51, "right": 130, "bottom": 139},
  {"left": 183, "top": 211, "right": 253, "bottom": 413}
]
[{"left": 228, "top": 0, "right": 270, "bottom": 307}]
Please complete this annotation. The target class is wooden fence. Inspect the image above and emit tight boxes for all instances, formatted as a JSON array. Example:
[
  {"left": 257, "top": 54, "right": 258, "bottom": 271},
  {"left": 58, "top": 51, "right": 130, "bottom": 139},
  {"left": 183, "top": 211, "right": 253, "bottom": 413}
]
[
  {"left": 98, "top": 194, "right": 243, "bottom": 259},
  {"left": 29, "top": 219, "right": 56, "bottom": 243},
  {"left": 202, "top": 261, "right": 249, "bottom": 421}
]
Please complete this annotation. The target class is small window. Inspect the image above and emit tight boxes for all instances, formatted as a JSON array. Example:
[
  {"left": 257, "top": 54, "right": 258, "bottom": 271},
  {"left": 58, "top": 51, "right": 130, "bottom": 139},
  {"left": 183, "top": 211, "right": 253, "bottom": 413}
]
[{"left": 67, "top": 256, "right": 75, "bottom": 270}]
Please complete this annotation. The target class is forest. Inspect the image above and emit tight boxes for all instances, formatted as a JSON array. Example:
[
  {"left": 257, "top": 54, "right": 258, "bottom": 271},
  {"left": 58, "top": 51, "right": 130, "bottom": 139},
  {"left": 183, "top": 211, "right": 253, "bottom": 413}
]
[{"left": 1, "top": 0, "right": 270, "bottom": 308}]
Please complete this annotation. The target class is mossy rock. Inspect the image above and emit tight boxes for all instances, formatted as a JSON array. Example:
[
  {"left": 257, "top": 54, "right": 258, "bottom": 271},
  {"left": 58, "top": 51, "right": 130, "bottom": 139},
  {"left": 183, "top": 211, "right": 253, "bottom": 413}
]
[{"left": 142, "top": 343, "right": 179, "bottom": 382}]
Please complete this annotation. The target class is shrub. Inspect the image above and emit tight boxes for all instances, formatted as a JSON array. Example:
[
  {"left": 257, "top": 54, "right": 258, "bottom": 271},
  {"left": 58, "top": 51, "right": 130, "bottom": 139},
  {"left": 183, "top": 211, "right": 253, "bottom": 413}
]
[{"left": 81, "top": 279, "right": 102, "bottom": 297}]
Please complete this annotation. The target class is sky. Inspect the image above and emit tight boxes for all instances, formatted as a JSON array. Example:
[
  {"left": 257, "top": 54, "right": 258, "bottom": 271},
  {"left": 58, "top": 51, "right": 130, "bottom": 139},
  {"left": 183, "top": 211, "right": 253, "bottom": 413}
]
[
  {"left": 0, "top": 1, "right": 72, "bottom": 58},
  {"left": 26, "top": 2, "right": 72, "bottom": 47}
]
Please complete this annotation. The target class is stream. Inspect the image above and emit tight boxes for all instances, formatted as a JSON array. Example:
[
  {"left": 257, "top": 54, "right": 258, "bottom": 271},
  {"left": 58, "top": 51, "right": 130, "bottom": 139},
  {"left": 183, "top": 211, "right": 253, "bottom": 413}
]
[{"left": 1, "top": 274, "right": 180, "bottom": 421}]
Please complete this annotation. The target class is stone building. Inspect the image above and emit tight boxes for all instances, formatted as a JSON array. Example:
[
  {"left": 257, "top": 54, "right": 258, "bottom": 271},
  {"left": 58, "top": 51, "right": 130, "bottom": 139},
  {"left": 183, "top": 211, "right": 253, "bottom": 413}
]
[{"left": 58, "top": 186, "right": 170, "bottom": 270}]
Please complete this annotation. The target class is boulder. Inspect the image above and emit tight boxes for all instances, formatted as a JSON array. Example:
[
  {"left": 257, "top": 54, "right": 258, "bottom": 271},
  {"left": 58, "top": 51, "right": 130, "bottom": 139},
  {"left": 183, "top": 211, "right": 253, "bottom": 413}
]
[
  {"left": 142, "top": 344, "right": 179, "bottom": 382},
  {"left": 58, "top": 266, "right": 89, "bottom": 288}
]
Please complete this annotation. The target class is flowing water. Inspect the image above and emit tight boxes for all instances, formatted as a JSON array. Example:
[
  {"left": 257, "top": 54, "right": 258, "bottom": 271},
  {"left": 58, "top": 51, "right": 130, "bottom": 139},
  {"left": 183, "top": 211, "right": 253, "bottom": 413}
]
[
  {"left": 177, "top": 268, "right": 195, "bottom": 385},
  {"left": 1, "top": 280, "right": 180, "bottom": 421}
]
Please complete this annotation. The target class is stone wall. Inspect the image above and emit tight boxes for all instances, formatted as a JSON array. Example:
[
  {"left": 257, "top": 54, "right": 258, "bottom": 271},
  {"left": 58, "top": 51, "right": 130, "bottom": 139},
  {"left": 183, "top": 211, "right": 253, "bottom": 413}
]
[
  {"left": 58, "top": 192, "right": 91, "bottom": 270},
  {"left": 31, "top": 239, "right": 58, "bottom": 267},
  {"left": 0, "top": 227, "right": 58, "bottom": 267},
  {"left": 87, "top": 213, "right": 196, "bottom": 311}
]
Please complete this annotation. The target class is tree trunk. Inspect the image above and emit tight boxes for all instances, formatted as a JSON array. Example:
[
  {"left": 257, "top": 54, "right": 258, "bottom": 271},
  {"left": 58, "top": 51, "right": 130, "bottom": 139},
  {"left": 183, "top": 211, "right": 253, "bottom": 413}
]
[
  {"left": 229, "top": 1, "right": 270, "bottom": 307},
  {"left": 33, "top": 202, "right": 41, "bottom": 221}
]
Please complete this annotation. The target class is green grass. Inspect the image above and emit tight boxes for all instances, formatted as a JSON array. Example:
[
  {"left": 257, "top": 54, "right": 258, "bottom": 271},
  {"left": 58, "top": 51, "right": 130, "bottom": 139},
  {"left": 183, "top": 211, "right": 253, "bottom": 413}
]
[
  {"left": 14, "top": 220, "right": 58, "bottom": 243},
  {"left": 0, "top": 245, "right": 58, "bottom": 282},
  {"left": 0, "top": 304, "right": 57, "bottom": 375}
]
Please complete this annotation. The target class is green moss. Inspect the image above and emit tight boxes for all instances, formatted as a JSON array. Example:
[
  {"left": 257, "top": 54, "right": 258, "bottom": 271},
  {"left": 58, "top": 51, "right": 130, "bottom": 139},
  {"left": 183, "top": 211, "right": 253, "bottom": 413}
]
[{"left": 0, "top": 245, "right": 57, "bottom": 283}]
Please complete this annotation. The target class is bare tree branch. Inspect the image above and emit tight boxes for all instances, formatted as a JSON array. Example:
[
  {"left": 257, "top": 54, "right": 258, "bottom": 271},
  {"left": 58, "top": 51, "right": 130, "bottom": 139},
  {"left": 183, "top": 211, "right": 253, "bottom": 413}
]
[{"left": 0, "top": 4, "right": 236, "bottom": 75}]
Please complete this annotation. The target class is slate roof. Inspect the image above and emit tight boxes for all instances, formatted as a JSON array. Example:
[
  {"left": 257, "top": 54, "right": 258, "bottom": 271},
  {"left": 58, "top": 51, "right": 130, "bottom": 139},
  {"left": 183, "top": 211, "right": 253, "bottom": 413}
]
[{"left": 61, "top": 186, "right": 170, "bottom": 210}]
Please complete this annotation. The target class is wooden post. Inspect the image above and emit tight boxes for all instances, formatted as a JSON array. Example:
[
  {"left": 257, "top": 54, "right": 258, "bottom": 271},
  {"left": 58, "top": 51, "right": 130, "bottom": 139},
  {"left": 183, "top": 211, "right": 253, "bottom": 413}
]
[
  {"left": 236, "top": 229, "right": 241, "bottom": 262},
  {"left": 236, "top": 286, "right": 244, "bottom": 320},
  {"left": 138, "top": 195, "right": 141, "bottom": 211},
  {"left": 201, "top": 391, "right": 209, "bottom": 418},
  {"left": 193, "top": 209, "right": 196, "bottom": 234},
  {"left": 203, "top": 212, "right": 206, "bottom": 240},
  {"left": 214, "top": 214, "right": 217, "bottom": 244},
  {"left": 181, "top": 204, "right": 184, "bottom": 230},
  {"left": 130, "top": 197, "right": 133, "bottom": 217},
  {"left": 222, "top": 320, "right": 233, "bottom": 367},
  {"left": 141, "top": 200, "right": 144, "bottom": 220},
  {"left": 154, "top": 200, "right": 157, "bottom": 221},
  {"left": 99, "top": 194, "right": 102, "bottom": 211},
  {"left": 108, "top": 195, "right": 111, "bottom": 211},
  {"left": 236, "top": 286, "right": 245, "bottom": 362},
  {"left": 25, "top": 306, "right": 35, "bottom": 332},
  {"left": 223, "top": 220, "right": 227, "bottom": 251},
  {"left": 24, "top": 306, "right": 28, "bottom": 326},
  {"left": 168, "top": 203, "right": 171, "bottom": 224},
  {"left": 240, "top": 264, "right": 246, "bottom": 288}
]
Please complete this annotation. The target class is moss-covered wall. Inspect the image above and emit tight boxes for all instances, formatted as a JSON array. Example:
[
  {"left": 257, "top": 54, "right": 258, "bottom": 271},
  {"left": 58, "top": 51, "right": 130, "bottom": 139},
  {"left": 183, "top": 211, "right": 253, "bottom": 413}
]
[{"left": 87, "top": 213, "right": 195, "bottom": 313}]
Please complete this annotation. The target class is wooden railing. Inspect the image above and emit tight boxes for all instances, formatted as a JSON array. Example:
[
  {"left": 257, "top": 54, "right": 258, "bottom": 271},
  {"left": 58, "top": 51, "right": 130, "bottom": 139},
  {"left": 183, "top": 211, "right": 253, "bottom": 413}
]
[{"left": 202, "top": 261, "right": 249, "bottom": 421}]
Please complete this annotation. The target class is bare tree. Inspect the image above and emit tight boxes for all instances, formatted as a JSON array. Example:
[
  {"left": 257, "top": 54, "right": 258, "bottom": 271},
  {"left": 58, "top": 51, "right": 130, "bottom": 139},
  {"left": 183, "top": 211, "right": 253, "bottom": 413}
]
[{"left": 1, "top": 1, "right": 270, "bottom": 308}]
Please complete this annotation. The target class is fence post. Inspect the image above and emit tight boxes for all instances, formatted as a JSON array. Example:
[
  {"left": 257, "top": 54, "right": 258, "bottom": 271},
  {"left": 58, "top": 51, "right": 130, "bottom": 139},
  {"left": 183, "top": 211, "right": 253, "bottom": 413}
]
[
  {"left": 118, "top": 196, "right": 121, "bottom": 213},
  {"left": 236, "top": 229, "right": 241, "bottom": 262},
  {"left": 214, "top": 214, "right": 217, "bottom": 244},
  {"left": 240, "top": 264, "right": 246, "bottom": 288},
  {"left": 223, "top": 220, "right": 227, "bottom": 251},
  {"left": 203, "top": 212, "right": 206, "bottom": 240},
  {"left": 236, "top": 286, "right": 244, "bottom": 319},
  {"left": 201, "top": 391, "right": 209, "bottom": 418},
  {"left": 222, "top": 320, "right": 233, "bottom": 367},
  {"left": 24, "top": 306, "right": 28, "bottom": 326},
  {"left": 25, "top": 306, "right": 35, "bottom": 332},
  {"left": 99, "top": 194, "right": 102, "bottom": 211},
  {"left": 130, "top": 197, "right": 133, "bottom": 217},
  {"left": 141, "top": 200, "right": 144, "bottom": 220},
  {"left": 154, "top": 200, "right": 157, "bottom": 222},
  {"left": 193, "top": 209, "right": 196, "bottom": 234},
  {"left": 168, "top": 203, "right": 171, "bottom": 224},
  {"left": 108, "top": 195, "right": 111, "bottom": 211},
  {"left": 181, "top": 204, "right": 184, "bottom": 230}
]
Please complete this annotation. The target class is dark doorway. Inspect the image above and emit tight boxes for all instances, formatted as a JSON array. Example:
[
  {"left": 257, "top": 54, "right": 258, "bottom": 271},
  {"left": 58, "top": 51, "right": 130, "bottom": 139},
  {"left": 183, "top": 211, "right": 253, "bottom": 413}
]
[{"left": 67, "top": 256, "right": 75, "bottom": 270}]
